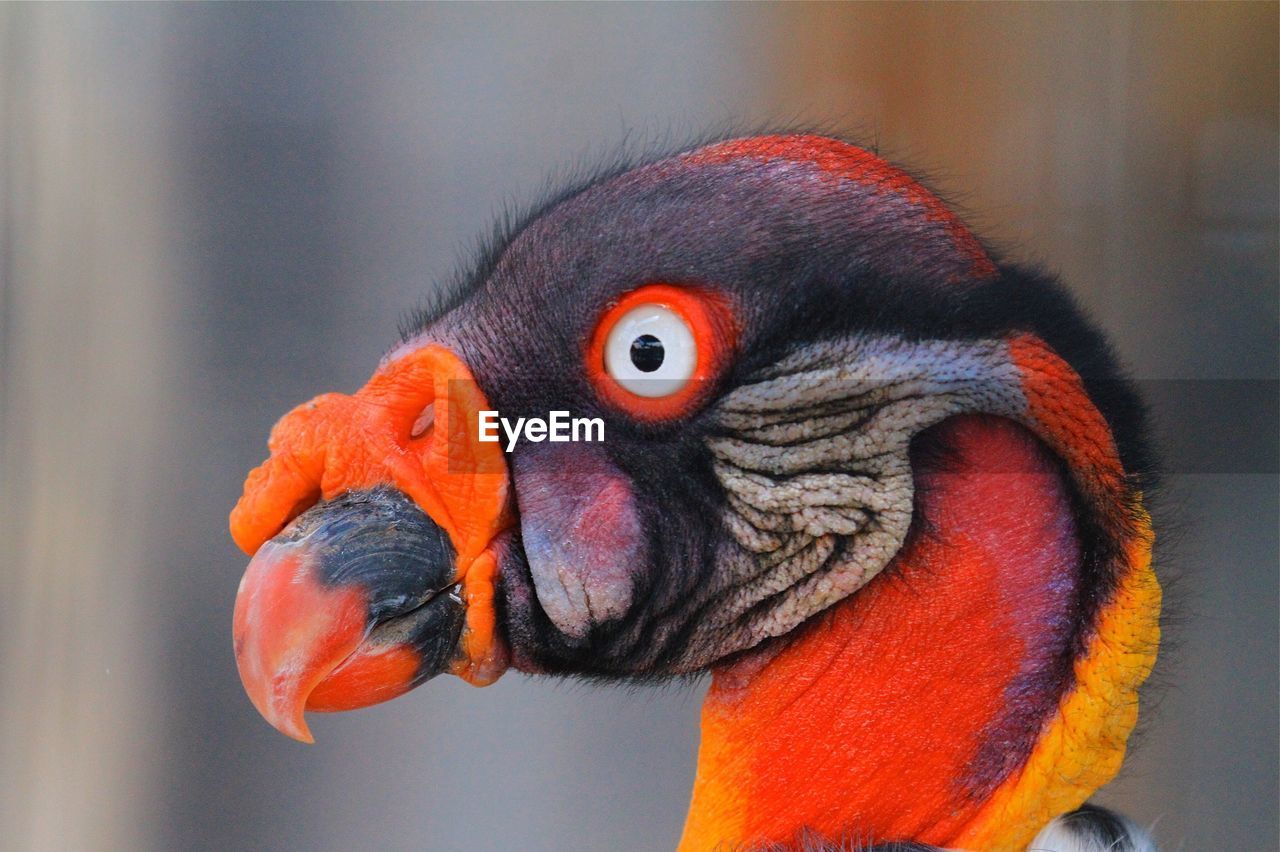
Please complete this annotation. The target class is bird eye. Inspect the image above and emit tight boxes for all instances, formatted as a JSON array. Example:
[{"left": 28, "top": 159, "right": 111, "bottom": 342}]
[
  {"left": 603, "top": 304, "right": 697, "bottom": 397},
  {"left": 587, "top": 283, "right": 737, "bottom": 422}
]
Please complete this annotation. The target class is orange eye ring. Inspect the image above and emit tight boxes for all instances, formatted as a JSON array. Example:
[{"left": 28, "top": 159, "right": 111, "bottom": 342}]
[{"left": 586, "top": 283, "right": 737, "bottom": 422}]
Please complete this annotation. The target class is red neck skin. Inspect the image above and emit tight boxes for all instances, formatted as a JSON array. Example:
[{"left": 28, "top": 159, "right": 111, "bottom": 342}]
[{"left": 681, "top": 414, "right": 1083, "bottom": 849}]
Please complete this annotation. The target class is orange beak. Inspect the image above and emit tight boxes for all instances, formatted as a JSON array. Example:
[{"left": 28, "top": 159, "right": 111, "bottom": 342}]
[{"left": 230, "top": 345, "right": 512, "bottom": 742}]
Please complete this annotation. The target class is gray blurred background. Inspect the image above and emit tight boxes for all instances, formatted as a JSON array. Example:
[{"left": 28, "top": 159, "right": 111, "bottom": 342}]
[{"left": 1, "top": 3, "right": 1276, "bottom": 850}]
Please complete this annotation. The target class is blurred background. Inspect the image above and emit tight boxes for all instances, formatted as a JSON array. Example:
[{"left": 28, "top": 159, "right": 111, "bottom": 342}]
[{"left": 1, "top": 3, "right": 1275, "bottom": 850}]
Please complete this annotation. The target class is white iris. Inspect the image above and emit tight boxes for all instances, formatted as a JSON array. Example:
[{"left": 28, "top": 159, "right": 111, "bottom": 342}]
[{"left": 603, "top": 304, "right": 697, "bottom": 397}]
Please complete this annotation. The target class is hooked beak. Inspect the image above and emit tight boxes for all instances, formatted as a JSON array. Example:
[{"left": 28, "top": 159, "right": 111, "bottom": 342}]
[
  {"left": 229, "top": 344, "right": 512, "bottom": 742},
  {"left": 233, "top": 488, "right": 464, "bottom": 743}
]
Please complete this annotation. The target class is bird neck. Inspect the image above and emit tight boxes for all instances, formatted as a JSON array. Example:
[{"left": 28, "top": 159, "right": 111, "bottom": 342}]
[{"left": 679, "top": 415, "right": 1157, "bottom": 851}]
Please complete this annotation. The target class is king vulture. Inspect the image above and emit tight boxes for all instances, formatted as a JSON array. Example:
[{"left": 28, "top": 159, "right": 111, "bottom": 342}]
[{"left": 230, "top": 135, "right": 1161, "bottom": 851}]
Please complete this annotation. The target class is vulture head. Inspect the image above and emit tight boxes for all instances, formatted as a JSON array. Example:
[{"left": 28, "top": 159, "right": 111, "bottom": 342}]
[{"left": 230, "top": 135, "right": 1160, "bottom": 850}]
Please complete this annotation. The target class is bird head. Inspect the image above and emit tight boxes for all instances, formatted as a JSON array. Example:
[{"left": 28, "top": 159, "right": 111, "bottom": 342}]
[{"left": 230, "top": 135, "right": 1159, "bottom": 849}]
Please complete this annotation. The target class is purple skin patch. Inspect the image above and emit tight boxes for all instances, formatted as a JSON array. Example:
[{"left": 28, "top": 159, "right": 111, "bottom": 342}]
[{"left": 514, "top": 442, "right": 645, "bottom": 639}]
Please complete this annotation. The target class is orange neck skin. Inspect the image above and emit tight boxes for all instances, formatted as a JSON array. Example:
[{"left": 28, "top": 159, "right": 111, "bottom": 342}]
[{"left": 680, "top": 415, "right": 1087, "bottom": 850}]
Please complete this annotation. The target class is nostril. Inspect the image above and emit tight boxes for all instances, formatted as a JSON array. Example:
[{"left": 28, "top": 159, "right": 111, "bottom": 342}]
[{"left": 410, "top": 403, "right": 435, "bottom": 440}]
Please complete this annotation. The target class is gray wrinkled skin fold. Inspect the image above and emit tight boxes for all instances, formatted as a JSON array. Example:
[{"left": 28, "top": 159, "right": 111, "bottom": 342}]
[{"left": 688, "top": 335, "right": 1028, "bottom": 666}]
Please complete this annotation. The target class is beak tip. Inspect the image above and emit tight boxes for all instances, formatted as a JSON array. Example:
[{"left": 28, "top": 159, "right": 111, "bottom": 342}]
[
  {"left": 280, "top": 718, "right": 316, "bottom": 745},
  {"left": 258, "top": 709, "right": 316, "bottom": 744},
  {"left": 239, "top": 675, "right": 317, "bottom": 744},
  {"left": 271, "top": 695, "right": 316, "bottom": 745},
  {"left": 245, "top": 677, "right": 318, "bottom": 744},
  {"left": 233, "top": 539, "right": 372, "bottom": 743}
]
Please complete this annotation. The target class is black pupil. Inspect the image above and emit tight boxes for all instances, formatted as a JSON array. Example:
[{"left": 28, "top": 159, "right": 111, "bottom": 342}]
[{"left": 629, "top": 334, "right": 665, "bottom": 373}]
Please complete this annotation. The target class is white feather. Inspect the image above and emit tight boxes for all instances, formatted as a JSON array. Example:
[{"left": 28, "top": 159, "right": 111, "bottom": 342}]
[{"left": 1029, "top": 807, "right": 1158, "bottom": 852}]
